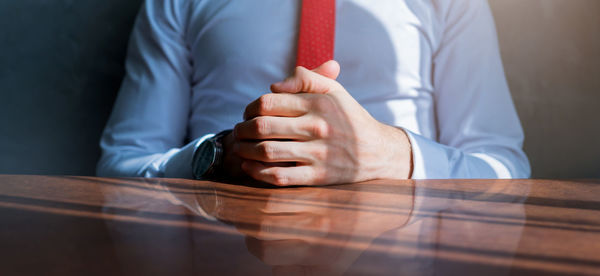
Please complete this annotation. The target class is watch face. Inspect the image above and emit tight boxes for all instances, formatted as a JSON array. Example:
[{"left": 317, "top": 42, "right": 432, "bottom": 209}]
[{"left": 194, "top": 140, "right": 217, "bottom": 179}]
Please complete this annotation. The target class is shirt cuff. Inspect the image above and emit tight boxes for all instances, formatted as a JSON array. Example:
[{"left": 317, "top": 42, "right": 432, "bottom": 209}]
[
  {"left": 160, "top": 133, "right": 216, "bottom": 179},
  {"left": 403, "top": 129, "right": 450, "bottom": 179}
]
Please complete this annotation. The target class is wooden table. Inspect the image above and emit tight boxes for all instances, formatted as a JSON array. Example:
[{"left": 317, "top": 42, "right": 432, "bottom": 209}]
[{"left": 0, "top": 175, "right": 598, "bottom": 275}]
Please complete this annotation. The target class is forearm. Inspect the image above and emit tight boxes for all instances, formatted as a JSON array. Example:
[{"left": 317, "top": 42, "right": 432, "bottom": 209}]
[{"left": 97, "top": 137, "right": 204, "bottom": 178}]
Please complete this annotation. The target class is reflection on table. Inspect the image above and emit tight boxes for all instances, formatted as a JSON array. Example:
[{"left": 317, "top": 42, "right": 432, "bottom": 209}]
[{"left": 0, "top": 175, "right": 599, "bottom": 275}]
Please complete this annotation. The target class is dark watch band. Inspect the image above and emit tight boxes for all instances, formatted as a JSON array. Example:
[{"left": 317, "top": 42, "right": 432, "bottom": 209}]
[
  {"left": 192, "top": 129, "right": 232, "bottom": 180},
  {"left": 209, "top": 129, "right": 231, "bottom": 179}
]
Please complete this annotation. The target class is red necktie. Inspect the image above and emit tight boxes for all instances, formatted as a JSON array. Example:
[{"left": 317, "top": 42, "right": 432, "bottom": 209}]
[{"left": 296, "top": 0, "right": 336, "bottom": 70}]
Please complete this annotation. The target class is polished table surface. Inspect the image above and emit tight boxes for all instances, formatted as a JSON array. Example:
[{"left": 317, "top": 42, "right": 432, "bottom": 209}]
[{"left": 0, "top": 175, "right": 599, "bottom": 275}]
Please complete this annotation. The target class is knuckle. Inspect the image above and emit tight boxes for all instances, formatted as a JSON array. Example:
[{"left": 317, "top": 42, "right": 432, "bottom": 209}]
[
  {"left": 258, "top": 142, "right": 276, "bottom": 160},
  {"left": 311, "top": 120, "right": 330, "bottom": 139},
  {"left": 253, "top": 117, "right": 270, "bottom": 136},
  {"left": 258, "top": 94, "right": 273, "bottom": 114},
  {"left": 294, "top": 67, "right": 312, "bottom": 92},
  {"left": 271, "top": 170, "right": 289, "bottom": 186},
  {"left": 304, "top": 78, "right": 316, "bottom": 93}
]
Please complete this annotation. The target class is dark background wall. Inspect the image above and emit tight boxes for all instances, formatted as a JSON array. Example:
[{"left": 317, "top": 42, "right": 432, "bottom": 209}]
[
  {"left": 0, "top": 0, "right": 142, "bottom": 175},
  {"left": 0, "top": 0, "right": 598, "bottom": 178}
]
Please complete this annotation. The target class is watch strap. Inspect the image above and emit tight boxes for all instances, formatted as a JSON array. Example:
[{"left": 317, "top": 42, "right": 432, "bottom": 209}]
[
  {"left": 209, "top": 129, "right": 232, "bottom": 179},
  {"left": 192, "top": 130, "right": 232, "bottom": 180}
]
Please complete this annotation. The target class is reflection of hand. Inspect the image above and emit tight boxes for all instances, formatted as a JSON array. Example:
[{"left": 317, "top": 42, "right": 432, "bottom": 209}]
[
  {"left": 233, "top": 61, "right": 412, "bottom": 186},
  {"left": 204, "top": 182, "right": 414, "bottom": 276}
]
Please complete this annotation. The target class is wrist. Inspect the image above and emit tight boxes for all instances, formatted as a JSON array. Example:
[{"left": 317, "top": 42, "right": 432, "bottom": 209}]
[{"left": 377, "top": 124, "right": 413, "bottom": 180}]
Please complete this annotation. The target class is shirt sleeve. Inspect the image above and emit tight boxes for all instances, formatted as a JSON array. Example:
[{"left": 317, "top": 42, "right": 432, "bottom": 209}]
[
  {"left": 408, "top": 0, "right": 530, "bottom": 179},
  {"left": 97, "top": 0, "right": 205, "bottom": 178}
]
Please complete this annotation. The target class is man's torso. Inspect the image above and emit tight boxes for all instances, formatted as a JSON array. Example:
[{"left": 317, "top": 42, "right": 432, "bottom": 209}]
[{"left": 184, "top": 0, "right": 442, "bottom": 140}]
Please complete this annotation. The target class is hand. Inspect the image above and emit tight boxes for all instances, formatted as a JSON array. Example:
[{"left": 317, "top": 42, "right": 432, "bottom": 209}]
[{"left": 233, "top": 60, "right": 413, "bottom": 186}]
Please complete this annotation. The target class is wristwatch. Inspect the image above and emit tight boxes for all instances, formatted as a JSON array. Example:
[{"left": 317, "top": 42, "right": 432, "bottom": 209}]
[{"left": 192, "top": 130, "right": 232, "bottom": 180}]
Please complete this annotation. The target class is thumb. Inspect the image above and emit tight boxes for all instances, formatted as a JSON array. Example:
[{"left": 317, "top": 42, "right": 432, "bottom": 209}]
[
  {"left": 311, "top": 60, "right": 340, "bottom": 80},
  {"left": 270, "top": 60, "right": 342, "bottom": 94}
]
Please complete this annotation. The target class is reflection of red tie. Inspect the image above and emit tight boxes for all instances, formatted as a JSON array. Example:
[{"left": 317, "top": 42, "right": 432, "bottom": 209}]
[{"left": 296, "top": 0, "right": 336, "bottom": 70}]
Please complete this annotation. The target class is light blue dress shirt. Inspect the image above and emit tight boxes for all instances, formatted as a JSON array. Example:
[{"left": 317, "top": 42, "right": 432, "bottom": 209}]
[{"left": 97, "top": 0, "right": 531, "bottom": 179}]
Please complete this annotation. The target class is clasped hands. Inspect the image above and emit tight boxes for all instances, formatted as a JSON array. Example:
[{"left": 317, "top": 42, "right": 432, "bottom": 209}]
[{"left": 224, "top": 60, "right": 412, "bottom": 186}]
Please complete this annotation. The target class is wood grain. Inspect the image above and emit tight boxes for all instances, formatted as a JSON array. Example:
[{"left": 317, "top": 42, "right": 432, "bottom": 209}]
[{"left": 0, "top": 175, "right": 598, "bottom": 275}]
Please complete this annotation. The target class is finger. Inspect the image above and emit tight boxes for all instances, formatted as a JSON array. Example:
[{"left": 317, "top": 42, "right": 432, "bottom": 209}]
[
  {"left": 235, "top": 140, "right": 313, "bottom": 163},
  {"left": 243, "top": 93, "right": 311, "bottom": 120},
  {"left": 241, "top": 160, "right": 324, "bottom": 186},
  {"left": 234, "top": 116, "right": 329, "bottom": 140},
  {"left": 270, "top": 65, "right": 342, "bottom": 95},
  {"left": 311, "top": 60, "right": 340, "bottom": 80}
]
